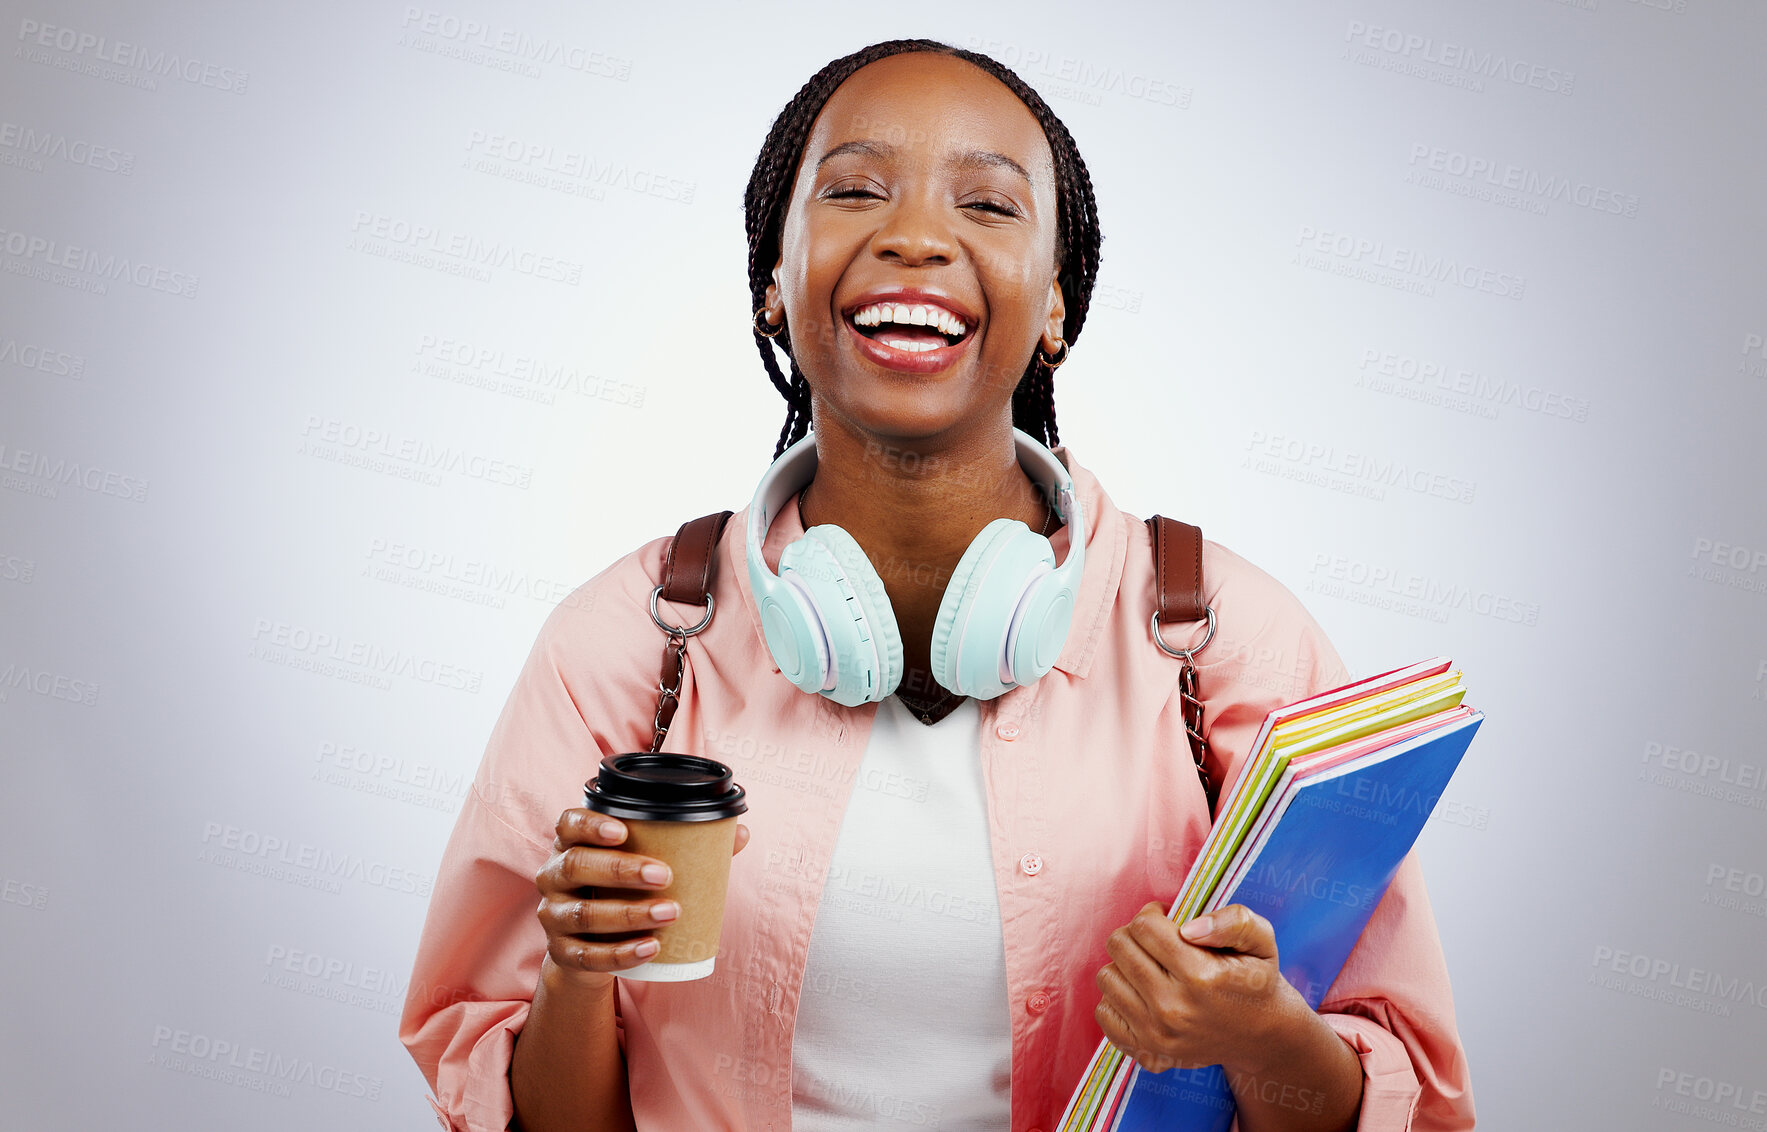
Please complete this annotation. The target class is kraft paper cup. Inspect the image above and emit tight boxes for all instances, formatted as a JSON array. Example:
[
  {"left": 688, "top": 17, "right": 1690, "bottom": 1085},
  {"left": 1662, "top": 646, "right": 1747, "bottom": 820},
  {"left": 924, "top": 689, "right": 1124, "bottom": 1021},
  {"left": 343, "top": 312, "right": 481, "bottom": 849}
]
[{"left": 583, "top": 753, "right": 747, "bottom": 983}]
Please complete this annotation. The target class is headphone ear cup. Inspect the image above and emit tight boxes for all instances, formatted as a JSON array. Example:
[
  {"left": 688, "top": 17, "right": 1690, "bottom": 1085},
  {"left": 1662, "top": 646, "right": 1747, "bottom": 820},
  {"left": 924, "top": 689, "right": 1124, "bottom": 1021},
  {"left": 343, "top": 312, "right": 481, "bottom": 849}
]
[
  {"left": 779, "top": 525, "right": 903, "bottom": 705},
  {"left": 1005, "top": 560, "right": 1075, "bottom": 685},
  {"left": 756, "top": 568, "right": 830, "bottom": 695},
  {"left": 929, "top": 520, "right": 1057, "bottom": 700}
]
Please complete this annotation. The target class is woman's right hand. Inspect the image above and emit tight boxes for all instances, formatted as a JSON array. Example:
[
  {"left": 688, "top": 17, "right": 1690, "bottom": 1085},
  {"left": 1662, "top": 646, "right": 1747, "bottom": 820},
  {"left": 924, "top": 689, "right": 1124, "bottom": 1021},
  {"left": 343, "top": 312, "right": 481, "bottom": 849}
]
[{"left": 534, "top": 809, "right": 749, "bottom": 982}]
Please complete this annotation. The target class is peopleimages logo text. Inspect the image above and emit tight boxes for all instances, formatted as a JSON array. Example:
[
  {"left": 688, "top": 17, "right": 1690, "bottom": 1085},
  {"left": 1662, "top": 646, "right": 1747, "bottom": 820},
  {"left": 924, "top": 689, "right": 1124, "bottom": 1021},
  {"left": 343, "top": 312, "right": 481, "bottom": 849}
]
[
  {"left": 0, "top": 121, "right": 134, "bottom": 173},
  {"left": 150, "top": 1026, "right": 380, "bottom": 1099},
  {"left": 0, "top": 441, "right": 149, "bottom": 502},
  {"left": 1344, "top": 22, "right": 1574, "bottom": 94},
  {"left": 1297, "top": 227, "right": 1524, "bottom": 300},
  {"left": 399, "top": 8, "right": 631, "bottom": 79},
  {"left": 349, "top": 212, "right": 582, "bottom": 285},
  {"left": 200, "top": 822, "right": 435, "bottom": 897},
  {"left": 1408, "top": 145, "right": 1638, "bottom": 217},
  {"left": 300, "top": 416, "right": 533, "bottom": 489},
  {"left": 16, "top": 19, "right": 249, "bottom": 92},
  {"left": 250, "top": 618, "right": 484, "bottom": 693},
  {"left": 0, "top": 227, "right": 199, "bottom": 298},
  {"left": 1246, "top": 432, "right": 1477, "bottom": 504}
]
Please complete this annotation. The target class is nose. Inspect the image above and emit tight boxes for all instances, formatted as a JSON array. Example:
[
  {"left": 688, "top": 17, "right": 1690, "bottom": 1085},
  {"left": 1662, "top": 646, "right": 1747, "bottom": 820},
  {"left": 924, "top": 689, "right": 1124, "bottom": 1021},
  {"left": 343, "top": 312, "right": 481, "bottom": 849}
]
[{"left": 870, "top": 191, "right": 957, "bottom": 268}]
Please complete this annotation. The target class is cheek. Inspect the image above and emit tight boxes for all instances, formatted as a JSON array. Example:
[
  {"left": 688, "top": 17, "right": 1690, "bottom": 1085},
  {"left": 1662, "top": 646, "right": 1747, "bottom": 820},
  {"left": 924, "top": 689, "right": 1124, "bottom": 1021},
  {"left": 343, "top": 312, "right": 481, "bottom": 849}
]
[
  {"left": 774, "top": 195, "right": 822, "bottom": 292},
  {"left": 775, "top": 221, "right": 811, "bottom": 308},
  {"left": 777, "top": 220, "right": 848, "bottom": 343},
  {"left": 984, "top": 261, "right": 1055, "bottom": 338},
  {"left": 971, "top": 234, "right": 1057, "bottom": 326}
]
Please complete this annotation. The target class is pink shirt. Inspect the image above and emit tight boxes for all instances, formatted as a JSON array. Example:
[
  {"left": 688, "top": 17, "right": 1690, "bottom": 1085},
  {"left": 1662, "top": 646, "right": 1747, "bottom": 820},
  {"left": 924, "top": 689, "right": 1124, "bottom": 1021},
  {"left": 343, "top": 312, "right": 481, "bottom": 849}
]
[{"left": 399, "top": 447, "right": 1475, "bottom": 1132}]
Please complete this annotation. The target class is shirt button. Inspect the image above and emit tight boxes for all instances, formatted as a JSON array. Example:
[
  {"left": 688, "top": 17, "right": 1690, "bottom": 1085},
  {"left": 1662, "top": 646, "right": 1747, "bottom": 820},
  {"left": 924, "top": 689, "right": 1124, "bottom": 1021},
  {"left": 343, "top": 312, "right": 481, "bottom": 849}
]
[
  {"left": 1019, "top": 852, "right": 1043, "bottom": 876},
  {"left": 1027, "top": 990, "right": 1051, "bottom": 1015},
  {"left": 996, "top": 721, "right": 1021, "bottom": 741}
]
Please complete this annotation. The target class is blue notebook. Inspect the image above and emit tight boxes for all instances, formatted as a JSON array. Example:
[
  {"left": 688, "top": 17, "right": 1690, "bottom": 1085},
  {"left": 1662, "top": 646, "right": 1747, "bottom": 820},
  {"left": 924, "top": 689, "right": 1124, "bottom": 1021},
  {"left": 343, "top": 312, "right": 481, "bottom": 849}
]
[{"left": 1110, "top": 711, "right": 1483, "bottom": 1132}]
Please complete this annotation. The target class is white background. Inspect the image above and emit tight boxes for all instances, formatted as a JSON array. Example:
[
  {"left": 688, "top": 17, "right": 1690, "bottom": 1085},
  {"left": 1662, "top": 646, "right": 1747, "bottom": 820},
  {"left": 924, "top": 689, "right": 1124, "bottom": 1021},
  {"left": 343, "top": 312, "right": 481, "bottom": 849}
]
[{"left": 2, "top": 1, "right": 1763, "bottom": 1129}]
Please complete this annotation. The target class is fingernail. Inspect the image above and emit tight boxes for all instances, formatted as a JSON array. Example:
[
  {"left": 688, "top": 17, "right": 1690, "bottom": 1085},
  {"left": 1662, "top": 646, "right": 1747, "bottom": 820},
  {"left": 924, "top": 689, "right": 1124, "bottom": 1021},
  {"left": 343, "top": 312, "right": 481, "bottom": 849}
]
[
  {"left": 634, "top": 939, "right": 660, "bottom": 959},
  {"left": 640, "top": 863, "right": 670, "bottom": 886},
  {"left": 597, "top": 820, "right": 624, "bottom": 840},
  {"left": 1180, "top": 915, "right": 1213, "bottom": 941},
  {"left": 651, "top": 901, "right": 679, "bottom": 922}
]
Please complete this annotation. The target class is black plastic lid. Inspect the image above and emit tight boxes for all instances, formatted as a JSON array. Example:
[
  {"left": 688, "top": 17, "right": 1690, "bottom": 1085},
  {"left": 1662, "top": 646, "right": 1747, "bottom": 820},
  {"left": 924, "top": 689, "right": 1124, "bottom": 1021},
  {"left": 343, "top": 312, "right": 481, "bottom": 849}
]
[{"left": 583, "top": 753, "right": 748, "bottom": 822}]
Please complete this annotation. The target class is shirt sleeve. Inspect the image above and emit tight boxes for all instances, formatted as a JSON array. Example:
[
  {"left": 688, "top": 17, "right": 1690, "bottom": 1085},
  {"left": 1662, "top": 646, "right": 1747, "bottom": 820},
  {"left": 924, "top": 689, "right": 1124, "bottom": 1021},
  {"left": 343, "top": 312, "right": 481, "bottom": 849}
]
[
  {"left": 397, "top": 784, "right": 554, "bottom": 1132},
  {"left": 399, "top": 545, "right": 668, "bottom": 1131},
  {"left": 1198, "top": 542, "right": 1475, "bottom": 1132},
  {"left": 1317, "top": 853, "right": 1475, "bottom": 1131}
]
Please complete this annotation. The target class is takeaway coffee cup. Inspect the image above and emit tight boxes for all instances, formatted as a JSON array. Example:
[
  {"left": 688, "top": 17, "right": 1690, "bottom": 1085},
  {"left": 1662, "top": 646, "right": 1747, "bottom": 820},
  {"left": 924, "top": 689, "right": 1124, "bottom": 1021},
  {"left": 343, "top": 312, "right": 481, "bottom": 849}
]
[{"left": 583, "top": 753, "right": 748, "bottom": 982}]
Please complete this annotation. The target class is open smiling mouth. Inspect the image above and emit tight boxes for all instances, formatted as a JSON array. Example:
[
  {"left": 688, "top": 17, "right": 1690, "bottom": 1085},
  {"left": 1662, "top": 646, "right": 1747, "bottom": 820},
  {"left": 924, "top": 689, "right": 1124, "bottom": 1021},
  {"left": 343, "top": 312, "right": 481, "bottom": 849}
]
[{"left": 845, "top": 301, "right": 973, "bottom": 354}]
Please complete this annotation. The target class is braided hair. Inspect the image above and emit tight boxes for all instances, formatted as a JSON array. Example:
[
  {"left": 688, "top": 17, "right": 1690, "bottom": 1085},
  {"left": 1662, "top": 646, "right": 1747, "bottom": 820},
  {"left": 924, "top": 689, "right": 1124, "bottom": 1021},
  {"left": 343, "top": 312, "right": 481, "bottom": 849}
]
[{"left": 744, "top": 39, "right": 1104, "bottom": 459}]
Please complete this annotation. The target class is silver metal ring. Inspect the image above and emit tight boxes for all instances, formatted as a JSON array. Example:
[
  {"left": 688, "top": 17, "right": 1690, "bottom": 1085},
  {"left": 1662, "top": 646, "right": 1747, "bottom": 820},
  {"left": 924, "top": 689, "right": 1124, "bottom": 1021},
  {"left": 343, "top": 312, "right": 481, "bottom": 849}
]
[
  {"left": 650, "top": 585, "right": 714, "bottom": 637},
  {"left": 1151, "top": 606, "right": 1215, "bottom": 662}
]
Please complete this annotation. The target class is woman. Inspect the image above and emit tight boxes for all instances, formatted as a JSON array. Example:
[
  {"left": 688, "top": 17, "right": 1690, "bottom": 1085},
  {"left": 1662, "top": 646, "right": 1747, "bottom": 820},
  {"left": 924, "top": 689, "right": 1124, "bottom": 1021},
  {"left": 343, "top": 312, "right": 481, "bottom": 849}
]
[{"left": 401, "top": 40, "right": 1473, "bottom": 1132}]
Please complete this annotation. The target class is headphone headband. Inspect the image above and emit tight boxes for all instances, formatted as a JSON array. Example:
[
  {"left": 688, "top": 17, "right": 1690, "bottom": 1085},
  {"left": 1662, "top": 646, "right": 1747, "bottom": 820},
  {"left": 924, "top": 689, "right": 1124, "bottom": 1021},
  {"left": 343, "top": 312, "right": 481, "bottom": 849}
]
[{"left": 746, "top": 429, "right": 1084, "bottom": 583}]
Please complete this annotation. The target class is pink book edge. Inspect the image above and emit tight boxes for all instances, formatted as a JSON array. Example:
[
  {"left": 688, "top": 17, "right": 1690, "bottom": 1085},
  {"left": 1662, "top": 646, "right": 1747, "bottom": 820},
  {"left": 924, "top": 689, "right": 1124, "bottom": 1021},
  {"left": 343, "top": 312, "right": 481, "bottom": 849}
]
[
  {"left": 1211, "top": 656, "right": 1452, "bottom": 806},
  {"left": 1099, "top": 1064, "right": 1131, "bottom": 1132},
  {"left": 1212, "top": 704, "right": 1475, "bottom": 898}
]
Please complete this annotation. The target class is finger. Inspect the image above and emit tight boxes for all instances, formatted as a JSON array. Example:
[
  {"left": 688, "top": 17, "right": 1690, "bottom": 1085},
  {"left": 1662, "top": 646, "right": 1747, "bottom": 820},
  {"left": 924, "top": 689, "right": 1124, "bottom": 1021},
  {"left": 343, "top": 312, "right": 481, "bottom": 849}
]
[
  {"left": 1179, "top": 903, "right": 1278, "bottom": 961},
  {"left": 1093, "top": 989, "right": 1178, "bottom": 1074},
  {"left": 1125, "top": 904, "right": 1202, "bottom": 977},
  {"left": 556, "top": 808, "right": 628, "bottom": 849},
  {"left": 547, "top": 932, "right": 662, "bottom": 975},
  {"left": 541, "top": 846, "right": 672, "bottom": 895},
  {"left": 1093, "top": 986, "right": 1142, "bottom": 1058},
  {"left": 1103, "top": 930, "right": 1208, "bottom": 1055},
  {"left": 733, "top": 823, "right": 751, "bottom": 856},
  {"left": 1104, "top": 926, "right": 1176, "bottom": 1006},
  {"left": 540, "top": 895, "right": 681, "bottom": 938},
  {"left": 1095, "top": 955, "right": 1156, "bottom": 1027}
]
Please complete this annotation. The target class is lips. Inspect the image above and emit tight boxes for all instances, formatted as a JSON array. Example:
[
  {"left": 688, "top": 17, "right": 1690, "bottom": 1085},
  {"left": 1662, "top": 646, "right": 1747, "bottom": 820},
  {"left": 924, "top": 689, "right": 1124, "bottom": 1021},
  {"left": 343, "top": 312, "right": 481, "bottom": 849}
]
[{"left": 840, "top": 289, "right": 978, "bottom": 375}]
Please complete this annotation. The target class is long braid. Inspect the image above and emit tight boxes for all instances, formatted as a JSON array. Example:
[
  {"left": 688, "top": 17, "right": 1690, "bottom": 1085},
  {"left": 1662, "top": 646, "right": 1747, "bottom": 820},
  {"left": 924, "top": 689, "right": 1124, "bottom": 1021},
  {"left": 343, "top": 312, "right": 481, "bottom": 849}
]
[{"left": 744, "top": 39, "right": 1104, "bottom": 459}]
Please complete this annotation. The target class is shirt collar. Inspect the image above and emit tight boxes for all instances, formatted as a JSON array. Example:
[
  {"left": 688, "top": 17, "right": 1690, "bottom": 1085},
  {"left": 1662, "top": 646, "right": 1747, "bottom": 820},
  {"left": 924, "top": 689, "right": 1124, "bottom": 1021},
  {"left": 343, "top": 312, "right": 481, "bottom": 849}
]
[{"left": 726, "top": 443, "right": 1125, "bottom": 682}]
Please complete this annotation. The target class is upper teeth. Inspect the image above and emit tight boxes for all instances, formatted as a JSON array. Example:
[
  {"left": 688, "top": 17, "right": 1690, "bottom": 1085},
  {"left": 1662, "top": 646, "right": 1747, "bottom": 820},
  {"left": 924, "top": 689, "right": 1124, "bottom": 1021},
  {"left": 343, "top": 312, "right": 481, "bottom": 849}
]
[{"left": 852, "top": 302, "right": 968, "bottom": 338}]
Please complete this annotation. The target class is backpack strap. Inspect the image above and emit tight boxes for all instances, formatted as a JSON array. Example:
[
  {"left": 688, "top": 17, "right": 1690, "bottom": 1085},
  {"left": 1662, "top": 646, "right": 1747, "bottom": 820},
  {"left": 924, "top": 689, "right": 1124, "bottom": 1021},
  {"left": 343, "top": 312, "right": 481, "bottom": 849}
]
[
  {"left": 649, "top": 511, "right": 732, "bottom": 752},
  {"left": 1146, "top": 516, "right": 1219, "bottom": 814}
]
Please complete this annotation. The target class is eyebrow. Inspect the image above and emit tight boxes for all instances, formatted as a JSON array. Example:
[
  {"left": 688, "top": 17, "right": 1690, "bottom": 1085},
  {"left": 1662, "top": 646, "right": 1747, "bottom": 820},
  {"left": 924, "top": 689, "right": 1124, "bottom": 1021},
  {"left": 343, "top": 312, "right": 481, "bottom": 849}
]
[
  {"left": 816, "top": 139, "right": 1032, "bottom": 184},
  {"left": 953, "top": 149, "right": 1031, "bottom": 183}
]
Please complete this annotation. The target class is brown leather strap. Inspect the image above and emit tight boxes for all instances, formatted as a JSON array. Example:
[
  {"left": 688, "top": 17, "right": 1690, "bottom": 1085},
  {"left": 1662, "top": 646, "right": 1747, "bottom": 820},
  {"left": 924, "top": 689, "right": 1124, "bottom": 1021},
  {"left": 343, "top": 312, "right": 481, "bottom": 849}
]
[
  {"left": 651, "top": 512, "right": 732, "bottom": 751},
  {"left": 1148, "top": 515, "right": 1217, "bottom": 814},
  {"left": 661, "top": 511, "right": 733, "bottom": 606},
  {"left": 1147, "top": 515, "right": 1206, "bottom": 623}
]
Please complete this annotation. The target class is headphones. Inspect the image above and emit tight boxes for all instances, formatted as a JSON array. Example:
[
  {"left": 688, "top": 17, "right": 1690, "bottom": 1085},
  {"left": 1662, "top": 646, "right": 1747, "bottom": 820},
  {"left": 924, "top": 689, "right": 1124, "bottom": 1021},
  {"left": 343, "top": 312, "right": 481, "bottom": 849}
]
[{"left": 746, "top": 429, "right": 1086, "bottom": 707}]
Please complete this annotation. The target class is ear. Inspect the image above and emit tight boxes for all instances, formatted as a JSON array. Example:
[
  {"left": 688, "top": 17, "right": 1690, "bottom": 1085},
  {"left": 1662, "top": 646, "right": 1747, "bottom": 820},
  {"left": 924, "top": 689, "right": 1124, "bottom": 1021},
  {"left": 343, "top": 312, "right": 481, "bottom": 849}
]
[
  {"left": 762, "top": 257, "right": 785, "bottom": 326},
  {"left": 1040, "top": 275, "right": 1067, "bottom": 355}
]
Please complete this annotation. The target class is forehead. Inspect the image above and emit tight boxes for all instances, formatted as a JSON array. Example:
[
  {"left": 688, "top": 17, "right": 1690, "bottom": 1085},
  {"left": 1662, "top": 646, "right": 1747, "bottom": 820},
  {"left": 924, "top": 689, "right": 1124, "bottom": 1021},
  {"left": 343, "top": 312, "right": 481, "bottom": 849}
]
[{"left": 807, "top": 52, "right": 1054, "bottom": 181}]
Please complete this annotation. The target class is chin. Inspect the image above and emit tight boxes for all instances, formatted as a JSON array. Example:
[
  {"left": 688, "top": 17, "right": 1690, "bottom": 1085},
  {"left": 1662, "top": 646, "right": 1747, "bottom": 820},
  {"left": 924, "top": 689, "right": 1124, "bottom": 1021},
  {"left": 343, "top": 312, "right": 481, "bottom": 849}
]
[{"left": 831, "top": 394, "right": 992, "bottom": 450}]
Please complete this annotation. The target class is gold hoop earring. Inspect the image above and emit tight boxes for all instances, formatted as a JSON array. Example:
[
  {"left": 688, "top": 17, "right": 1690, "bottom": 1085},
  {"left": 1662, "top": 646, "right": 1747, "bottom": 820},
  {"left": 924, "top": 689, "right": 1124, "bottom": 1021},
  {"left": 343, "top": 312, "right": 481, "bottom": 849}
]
[
  {"left": 754, "top": 307, "right": 784, "bottom": 339},
  {"left": 1036, "top": 339, "right": 1069, "bottom": 370}
]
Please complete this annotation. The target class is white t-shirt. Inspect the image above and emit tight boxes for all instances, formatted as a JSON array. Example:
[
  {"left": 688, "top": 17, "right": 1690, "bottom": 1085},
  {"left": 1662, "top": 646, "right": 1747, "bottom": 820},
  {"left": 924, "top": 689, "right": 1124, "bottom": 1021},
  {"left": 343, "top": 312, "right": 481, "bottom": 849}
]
[{"left": 790, "top": 693, "right": 1012, "bottom": 1130}]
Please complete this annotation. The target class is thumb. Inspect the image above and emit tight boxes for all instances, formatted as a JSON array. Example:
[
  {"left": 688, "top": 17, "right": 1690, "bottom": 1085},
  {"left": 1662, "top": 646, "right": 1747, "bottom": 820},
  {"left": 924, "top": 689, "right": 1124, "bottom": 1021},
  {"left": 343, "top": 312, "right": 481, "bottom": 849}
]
[{"left": 1178, "top": 904, "right": 1277, "bottom": 961}]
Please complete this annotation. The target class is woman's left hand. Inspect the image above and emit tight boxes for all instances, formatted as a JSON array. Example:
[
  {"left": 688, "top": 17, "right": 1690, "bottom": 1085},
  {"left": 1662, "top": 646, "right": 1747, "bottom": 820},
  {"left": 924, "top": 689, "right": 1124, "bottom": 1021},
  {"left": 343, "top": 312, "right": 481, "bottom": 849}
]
[{"left": 1095, "top": 901, "right": 1304, "bottom": 1077}]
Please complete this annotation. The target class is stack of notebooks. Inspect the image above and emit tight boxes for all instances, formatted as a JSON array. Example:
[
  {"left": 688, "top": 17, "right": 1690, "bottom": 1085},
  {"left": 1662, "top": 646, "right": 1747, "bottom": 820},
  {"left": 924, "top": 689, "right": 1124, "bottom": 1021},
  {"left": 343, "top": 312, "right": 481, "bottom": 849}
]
[{"left": 1058, "top": 657, "right": 1483, "bottom": 1132}]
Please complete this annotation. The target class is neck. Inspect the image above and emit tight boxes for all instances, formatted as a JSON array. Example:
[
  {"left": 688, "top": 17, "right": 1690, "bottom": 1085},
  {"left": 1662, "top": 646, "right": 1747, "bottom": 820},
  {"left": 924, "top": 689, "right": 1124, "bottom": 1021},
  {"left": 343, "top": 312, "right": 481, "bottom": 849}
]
[{"left": 796, "top": 413, "right": 1057, "bottom": 695}]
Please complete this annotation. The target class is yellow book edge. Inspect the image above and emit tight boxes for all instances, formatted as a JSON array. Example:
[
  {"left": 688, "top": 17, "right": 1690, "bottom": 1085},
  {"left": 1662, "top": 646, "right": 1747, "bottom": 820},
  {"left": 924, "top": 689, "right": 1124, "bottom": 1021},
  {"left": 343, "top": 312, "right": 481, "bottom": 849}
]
[{"left": 1169, "top": 674, "right": 1465, "bottom": 924}]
